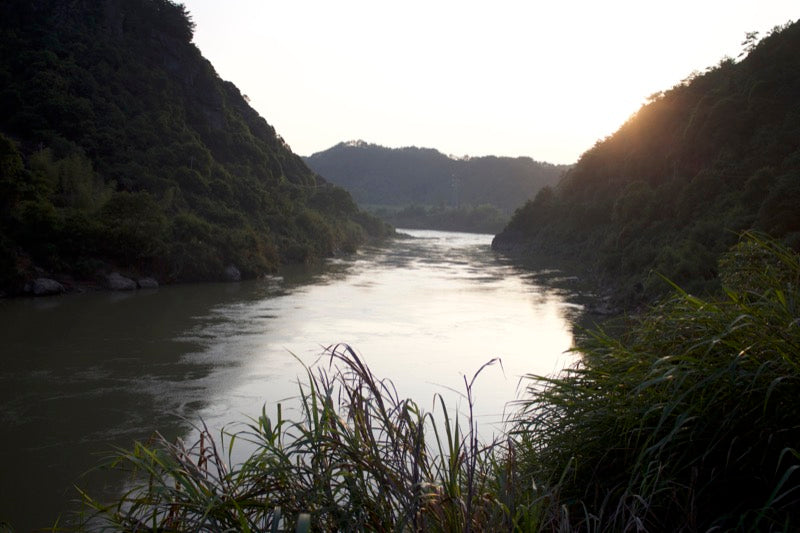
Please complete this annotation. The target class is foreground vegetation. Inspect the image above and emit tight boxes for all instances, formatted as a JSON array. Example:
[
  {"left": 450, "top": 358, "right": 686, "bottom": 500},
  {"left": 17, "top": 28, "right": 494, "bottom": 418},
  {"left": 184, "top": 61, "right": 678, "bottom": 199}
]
[
  {"left": 74, "top": 234, "right": 800, "bottom": 531},
  {"left": 513, "top": 233, "right": 800, "bottom": 531}
]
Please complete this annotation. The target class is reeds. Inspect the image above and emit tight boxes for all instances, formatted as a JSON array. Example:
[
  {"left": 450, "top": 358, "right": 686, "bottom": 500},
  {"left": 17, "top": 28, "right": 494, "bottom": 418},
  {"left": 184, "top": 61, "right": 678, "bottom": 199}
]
[
  {"left": 78, "top": 347, "right": 522, "bottom": 531},
  {"left": 510, "top": 232, "right": 800, "bottom": 531}
]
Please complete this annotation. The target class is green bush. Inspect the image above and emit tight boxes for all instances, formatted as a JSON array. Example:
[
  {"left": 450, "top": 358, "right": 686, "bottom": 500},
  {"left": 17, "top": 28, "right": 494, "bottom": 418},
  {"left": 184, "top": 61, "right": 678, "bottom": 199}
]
[
  {"left": 511, "top": 232, "right": 800, "bottom": 531},
  {"left": 222, "top": 226, "right": 279, "bottom": 276},
  {"left": 166, "top": 212, "right": 223, "bottom": 280},
  {"left": 98, "top": 191, "right": 168, "bottom": 264}
]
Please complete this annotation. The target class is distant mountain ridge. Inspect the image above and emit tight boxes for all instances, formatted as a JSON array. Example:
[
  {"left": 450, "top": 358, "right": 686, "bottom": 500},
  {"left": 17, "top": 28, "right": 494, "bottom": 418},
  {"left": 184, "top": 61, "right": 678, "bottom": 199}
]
[
  {"left": 304, "top": 141, "right": 568, "bottom": 213},
  {"left": 493, "top": 20, "right": 800, "bottom": 302}
]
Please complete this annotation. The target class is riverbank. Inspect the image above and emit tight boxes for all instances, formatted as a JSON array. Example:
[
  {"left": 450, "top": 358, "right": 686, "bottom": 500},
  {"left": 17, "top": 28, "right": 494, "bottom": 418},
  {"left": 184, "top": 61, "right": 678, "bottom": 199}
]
[
  {"left": 74, "top": 233, "right": 800, "bottom": 531},
  {"left": 0, "top": 229, "right": 578, "bottom": 531},
  {"left": 491, "top": 235, "right": 637, "bottom": 317},
  {"left": 13, "top": 268, "right": 242, "bottom": 298},
  {"left": 2, "top": 230, "right": 397, "bottom": 299}
]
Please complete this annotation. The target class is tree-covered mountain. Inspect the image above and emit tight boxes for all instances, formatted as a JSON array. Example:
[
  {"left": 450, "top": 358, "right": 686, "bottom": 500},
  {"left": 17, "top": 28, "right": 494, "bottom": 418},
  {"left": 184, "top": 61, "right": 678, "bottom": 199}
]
[
  {"left": 0, "top": 0, "right": 390, "bottom": 295},
  {"left": 304, "top": 141, "right": 568, "bottom": 233},
  {"left": 493, "top": 20, "right": 800, "bottom": 302}
]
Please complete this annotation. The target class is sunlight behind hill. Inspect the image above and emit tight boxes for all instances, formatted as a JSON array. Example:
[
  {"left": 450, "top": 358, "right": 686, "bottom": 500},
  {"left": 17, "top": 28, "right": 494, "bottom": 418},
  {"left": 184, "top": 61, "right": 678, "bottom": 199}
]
[{"left": 184, "top": 0, "right": 798, "bottom": 163}]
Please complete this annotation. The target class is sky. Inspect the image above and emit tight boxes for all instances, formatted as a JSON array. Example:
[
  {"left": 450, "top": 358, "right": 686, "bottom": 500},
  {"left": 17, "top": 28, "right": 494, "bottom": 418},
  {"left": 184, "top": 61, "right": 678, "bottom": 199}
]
[{"left": 182, "top": 1, "right": 797, "bottom": 164}]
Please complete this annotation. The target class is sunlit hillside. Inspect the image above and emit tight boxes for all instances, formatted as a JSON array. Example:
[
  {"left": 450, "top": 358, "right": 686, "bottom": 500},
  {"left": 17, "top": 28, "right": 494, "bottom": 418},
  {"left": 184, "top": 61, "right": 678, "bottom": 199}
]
[{"left": 494, "top": 20, "right": 800, "bottom": 301}]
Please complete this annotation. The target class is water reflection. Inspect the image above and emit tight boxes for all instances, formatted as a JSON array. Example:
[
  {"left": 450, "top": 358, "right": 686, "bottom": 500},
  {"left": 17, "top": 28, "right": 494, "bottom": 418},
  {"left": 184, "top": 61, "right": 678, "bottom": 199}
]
[
  {"left": 185, "top": 230, "right": 581, "bottom": 446},
  {"left": 0, "top": 229, "right": 581, "bottom": 530}
]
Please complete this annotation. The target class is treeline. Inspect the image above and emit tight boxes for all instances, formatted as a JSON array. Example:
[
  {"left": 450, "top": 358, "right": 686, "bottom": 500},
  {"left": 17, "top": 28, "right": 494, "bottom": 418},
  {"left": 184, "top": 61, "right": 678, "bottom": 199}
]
[
  {"left": 304, "top": 141, "right": 568, "bottom": 229},
  {"left": 494, "top": 20, "right": 800, "bottom": 302},
  {"left": 0, "top": 0, "right": 390, "bottom": 294},
  {"left": 375, "top": 204, "right": 507, "bottom": 234}
]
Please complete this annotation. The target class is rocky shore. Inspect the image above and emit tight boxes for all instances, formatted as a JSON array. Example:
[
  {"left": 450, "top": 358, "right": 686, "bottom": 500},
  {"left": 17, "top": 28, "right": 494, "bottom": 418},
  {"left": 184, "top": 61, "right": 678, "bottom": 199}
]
[{"left": 11, "top": 263, "right": 246, "bottom": 298}]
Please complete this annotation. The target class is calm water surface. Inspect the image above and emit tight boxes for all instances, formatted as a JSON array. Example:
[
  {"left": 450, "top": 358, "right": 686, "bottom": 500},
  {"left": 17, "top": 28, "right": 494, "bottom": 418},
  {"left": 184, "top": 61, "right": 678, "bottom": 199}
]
[{"left": 0, "top": 229, "right": 582, "bottom": 530}]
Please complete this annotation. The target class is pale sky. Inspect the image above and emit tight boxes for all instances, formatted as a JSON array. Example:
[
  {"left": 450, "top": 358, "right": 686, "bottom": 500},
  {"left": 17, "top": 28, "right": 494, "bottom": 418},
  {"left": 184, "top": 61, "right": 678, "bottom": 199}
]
[{"left": 182, "top": 1, "right": 796, "bottom": 164}]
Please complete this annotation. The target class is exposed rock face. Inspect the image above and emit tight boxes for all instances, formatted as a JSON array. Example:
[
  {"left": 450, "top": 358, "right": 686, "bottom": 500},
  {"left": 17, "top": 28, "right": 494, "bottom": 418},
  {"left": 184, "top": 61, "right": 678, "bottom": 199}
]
[
  {"left": 136, "top": 277, "right": 159, "bottom": 289},
  {"left": 223, "top": 265, "right": 241, "bottom": 282},
  {"left": 105, "top": 272, "right": 136, "bottom": 291},
  {"left": 31, "top": 278, "right": 65, "bottom": 296}
]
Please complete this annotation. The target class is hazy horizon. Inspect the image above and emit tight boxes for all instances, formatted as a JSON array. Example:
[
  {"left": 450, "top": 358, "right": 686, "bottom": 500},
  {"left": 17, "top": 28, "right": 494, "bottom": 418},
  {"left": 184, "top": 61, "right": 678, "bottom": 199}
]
[{"left": 184, "top": 0, "right": 796, "bottom": 165}]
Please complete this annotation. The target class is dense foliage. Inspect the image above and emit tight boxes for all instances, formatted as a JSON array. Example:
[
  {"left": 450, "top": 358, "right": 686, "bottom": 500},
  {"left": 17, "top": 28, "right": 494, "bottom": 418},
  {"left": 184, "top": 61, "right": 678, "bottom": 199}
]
[
  {"left": 0, "top": 0, "right": 390, "bottom": 294},
  {"left": 512, "top": 233, "right": 800, "bottom": 531},
  {"left": 76, "top": 235, "right": 800, "bottom": 531},
  {"left": 494, "top": 21, "right": 800, "bottom": 302},
  {"left": 304, "top": 140, "right": 567, "bottom": 232}
]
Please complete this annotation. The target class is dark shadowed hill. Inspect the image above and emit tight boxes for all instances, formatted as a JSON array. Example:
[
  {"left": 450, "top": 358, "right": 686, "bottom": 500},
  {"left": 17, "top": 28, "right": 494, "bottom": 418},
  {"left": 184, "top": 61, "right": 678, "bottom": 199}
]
[
  {"left": 304, "top": 141, "right": 568, "bottom": 233},
  {"left": 494, "top": 20, "right": 800, "bottom": 302},
  {"left": 0, "top": 0, "right": 390, "bottom": 295}
]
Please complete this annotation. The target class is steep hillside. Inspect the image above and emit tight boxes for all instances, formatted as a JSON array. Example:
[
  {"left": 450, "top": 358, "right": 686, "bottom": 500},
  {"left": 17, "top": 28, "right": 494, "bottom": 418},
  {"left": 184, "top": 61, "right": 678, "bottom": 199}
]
[
  {"left": 304, "top": 141, "right": 567, "bottom": 232},
  {"left": 0, "top": 0, "right": 390, "bottom": 294},
  {"left": 494, "top": 20, "right": 800, "bottom": 301}
]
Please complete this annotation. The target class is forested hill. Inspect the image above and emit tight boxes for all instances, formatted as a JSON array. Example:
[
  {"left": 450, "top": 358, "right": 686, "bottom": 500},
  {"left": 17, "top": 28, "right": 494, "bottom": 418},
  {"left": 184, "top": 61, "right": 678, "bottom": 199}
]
[
  {"left": 304, "top": 141, "right": 567, "bottom": 232},
  {"left": 494, "top": 20, "right": 800, "bottom": 302},
  {"left": 0, "top": 0, "right": 390, "bottom": 295}
]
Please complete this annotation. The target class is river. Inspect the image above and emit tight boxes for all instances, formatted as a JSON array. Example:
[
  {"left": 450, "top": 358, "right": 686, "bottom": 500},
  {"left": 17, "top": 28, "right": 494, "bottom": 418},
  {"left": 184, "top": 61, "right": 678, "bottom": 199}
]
[{"left": 0, "top": 229, "right": 583, "bottom": 530}]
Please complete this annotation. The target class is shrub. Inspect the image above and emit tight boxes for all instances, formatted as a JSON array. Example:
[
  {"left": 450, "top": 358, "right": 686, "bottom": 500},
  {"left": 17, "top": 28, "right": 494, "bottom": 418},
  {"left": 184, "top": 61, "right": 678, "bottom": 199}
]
[
  {"left": 511, "top": 232, "right": 800, "bottom": 531},
  {"left": 98, "top": 191, "right": 168, "bottom": 264}
]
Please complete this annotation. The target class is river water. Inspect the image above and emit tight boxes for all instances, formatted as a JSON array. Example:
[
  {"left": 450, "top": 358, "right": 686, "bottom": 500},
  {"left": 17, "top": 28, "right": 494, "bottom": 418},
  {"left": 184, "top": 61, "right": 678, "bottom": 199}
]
[{"left": 0, "top": 229, "right": 582, "bottom": 530}]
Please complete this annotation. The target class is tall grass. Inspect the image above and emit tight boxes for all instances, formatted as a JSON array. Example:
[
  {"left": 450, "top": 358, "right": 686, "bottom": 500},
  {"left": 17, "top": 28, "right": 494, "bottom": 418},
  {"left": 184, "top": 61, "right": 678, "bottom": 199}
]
[
  {"left": 75, "top": 232, "right": 800, "bottom": 531},
  {"left": 511, "top": 232, "right": 800, "bottom": 531},
  {"left": 78, "top": 347, "right": 526, "bottom": 531}
]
